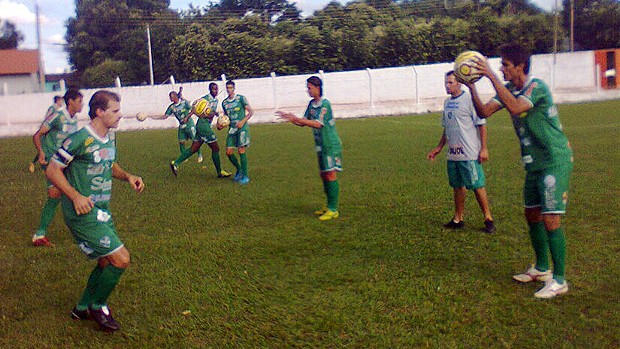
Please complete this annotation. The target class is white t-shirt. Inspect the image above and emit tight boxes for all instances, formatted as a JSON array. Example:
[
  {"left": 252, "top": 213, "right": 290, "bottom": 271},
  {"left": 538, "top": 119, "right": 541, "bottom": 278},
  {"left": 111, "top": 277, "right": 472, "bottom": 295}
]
[{"left": 441, "top": 90, "right": 486, "bottom": 161}]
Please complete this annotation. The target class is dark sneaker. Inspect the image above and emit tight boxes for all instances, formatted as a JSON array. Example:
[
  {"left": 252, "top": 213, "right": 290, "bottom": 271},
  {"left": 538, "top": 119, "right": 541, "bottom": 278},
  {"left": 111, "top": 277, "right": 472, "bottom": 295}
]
[
  {"left": 483, "top": 220, "right": 496, "bottom": 234},
  {"left": 443, "top": 220, "right": 464, "bottom": 229},
  {"left": 89, "top": 306, "right": 120, "bottom": 332},
  {"left": 70, "top": 307, "right": 91, "bottom": 320},
  {"left": 170, "top": 161, "right": 178, "bottom": 177}
]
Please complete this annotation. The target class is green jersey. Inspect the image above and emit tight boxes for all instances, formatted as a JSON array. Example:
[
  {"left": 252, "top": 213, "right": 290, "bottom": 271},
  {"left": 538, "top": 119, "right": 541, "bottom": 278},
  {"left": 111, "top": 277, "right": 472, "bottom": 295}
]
[
  {"left": 41, "top": 108, "right": 79, "bottom": 159},
  {"left": 197, "top": 94, "right": 219, "bottom": 127},
  {"left": 52, "top": 125, "right": 117, "bottom": 220},
  {"left": 493, "top": 78, "right": 572, "bottom": 172},
  {"left": 166, "top": 99, "right": 195, "bottom": 129},
  {"left": 221, "top": 94, "right": 249, "bottom": 130},
  {"left": 304, "top": 98, "right": 342, "bottom": 154}
]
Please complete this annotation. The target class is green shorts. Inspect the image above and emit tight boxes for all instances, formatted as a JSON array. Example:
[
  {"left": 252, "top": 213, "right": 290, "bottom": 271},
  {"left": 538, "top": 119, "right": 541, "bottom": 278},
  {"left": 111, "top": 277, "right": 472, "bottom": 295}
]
[
  {"left": 447, "top": 160, "right": 486, "bottom": 190},
  {"left": 178, "top": 124, "right": 196, "bottom": 142},
  {"left": 524, "top": 162, "right": 572, "bottom": 214},
  {"left": 62, "top": 203, "right": 124, "bottom": 260},
  {"left": 195, "top": 119, "right": 217, "bottom": 144},
  {"left": 226, "top": 125, "right": 250, "bottom": 148},
  {"left": 317, "top": 151, "right": 343, "bottom": 173}
]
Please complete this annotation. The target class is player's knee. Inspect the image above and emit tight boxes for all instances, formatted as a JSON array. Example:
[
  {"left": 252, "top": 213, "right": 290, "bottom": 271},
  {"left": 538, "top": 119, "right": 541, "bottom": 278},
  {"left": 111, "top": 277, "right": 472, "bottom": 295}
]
[
  {"left": 543, "top": 215, "right": 562, "bottom": 231},
  {"left": 226, "top": 148, "right": 234, "bottom": 156},
  {"left": 321, "top": 171, "right": 337, "bottom": 181},
  {"left": 238, "top": 147, "right": 246, "bottom": 154},
  {"left": 209, "top": 143, "right": 219, "bottom": 152},
  {"left": 524, "top": 207, "right": 542, "bottom": 223},
  {"left": 48, "top": 186, "right": 62, "bottom": 199},
  {"left": 109, "top": 247, "right": 131, "bottom": 269}
]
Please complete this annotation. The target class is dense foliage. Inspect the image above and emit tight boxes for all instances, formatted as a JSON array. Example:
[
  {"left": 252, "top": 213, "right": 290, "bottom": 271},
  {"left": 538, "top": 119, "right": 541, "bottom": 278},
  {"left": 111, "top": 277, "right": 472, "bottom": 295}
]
[
  {"left": 64, "top": 0, "right": 620, "bottom": 87},
  {"left": 0, "top": 20, "right": 24, "bottom": 49}
]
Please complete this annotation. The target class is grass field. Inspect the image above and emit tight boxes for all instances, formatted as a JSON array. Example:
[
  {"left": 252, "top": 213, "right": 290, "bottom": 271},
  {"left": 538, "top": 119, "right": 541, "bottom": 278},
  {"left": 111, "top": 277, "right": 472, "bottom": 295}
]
[{"left": 0, "top": 100, "right": 619, "bottom": 348}]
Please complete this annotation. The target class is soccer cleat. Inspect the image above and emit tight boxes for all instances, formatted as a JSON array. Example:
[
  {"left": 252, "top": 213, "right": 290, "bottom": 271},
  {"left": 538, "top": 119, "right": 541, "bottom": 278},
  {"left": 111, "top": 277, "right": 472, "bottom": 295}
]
[
  {"left": 32, "top": 235, "right": 54, "bottom": 247},
  {"left": 512, "top": 265, "right": 552, "bottom": 283},
  {"left": 218, "top": 170, "right": 232, "bottom": 178},
  {"left": 170, "top": 161, "right": 178, "bottom": 177},
  {"left": 534, "top": 279, "right": 569, "bottom": 299},
  {"left": 443, "top": 219, "right": 464, "bottom": 229},
  {"left": 28, "top": 162, "right": 36, "bottom": 173},
  {"left": 238, "top": 175, "right": 250, "bottom": 185},
  {"left": 314, "top": 206, "right": 328, "bottom": 216},
  {"left": 70, "top": 307, "right": 91, "bottom": 320},
  {"left": 233, "top": 170, "right": 242, "bottom": 182},
  {"left": 483, "top": 220, "right": 496, "bottom": 234},
  {"left": 89, "top": 306, "right": 120, "bottom": 332},
  {"left": 318, "top": 210, "right": 339, "bottom": 221},
  {"left": 197, "top": 155, "right": 204, "bottom": 163}
]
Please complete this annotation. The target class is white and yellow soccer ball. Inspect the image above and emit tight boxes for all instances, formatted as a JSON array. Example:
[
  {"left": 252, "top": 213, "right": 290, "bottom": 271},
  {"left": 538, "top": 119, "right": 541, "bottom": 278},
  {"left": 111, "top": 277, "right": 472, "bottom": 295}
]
[
  {"left": 136, "top": 112, "right": 148, "bottom": 122},
  {"left": 217, "top": 114, "right": 230, "bottom": 129},
  {"left": 192, "top": 98, "right": 208, "bottom": 116},
  {"left": 454, "top": 50, "right": 485, "bottom": 84}
]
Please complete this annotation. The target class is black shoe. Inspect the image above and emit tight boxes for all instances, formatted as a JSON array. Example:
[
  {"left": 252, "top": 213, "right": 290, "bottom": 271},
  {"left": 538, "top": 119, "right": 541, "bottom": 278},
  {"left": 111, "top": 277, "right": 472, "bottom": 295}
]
[
  {"left": 170, "top": 161, "right": 178, "bottom": 177},
  {"left": 443, "top": 220, "right": 464, "bottom": 229},
  {"left": 70, "top": 307, "right": 91, "bottom": 320},
  {"left": 89, "top": 306, "right": 120, "bottom": 332},
  {"left": 483, "top": 220, "right": 496, "bottom": 234}
]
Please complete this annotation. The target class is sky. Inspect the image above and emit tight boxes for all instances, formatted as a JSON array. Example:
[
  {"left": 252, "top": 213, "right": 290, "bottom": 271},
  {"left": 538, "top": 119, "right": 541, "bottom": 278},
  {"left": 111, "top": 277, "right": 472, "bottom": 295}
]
[{"left": 0, "top": 0, "right": 558, "bottom": 74}]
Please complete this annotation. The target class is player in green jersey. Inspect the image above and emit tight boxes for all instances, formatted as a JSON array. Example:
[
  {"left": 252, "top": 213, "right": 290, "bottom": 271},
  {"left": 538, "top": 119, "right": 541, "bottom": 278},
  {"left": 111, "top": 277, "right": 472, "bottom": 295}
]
[
  {"left": 276, "top": 76, "right": 343, "bottom": 221},
  {"left": 160, "top": 91, "right": 203, "bottom": 164},
  {"left": 221, "top": 80, "right": 254, "bottom": 184},
  {"left": 47, "top": 90, "right": 145, "bottom": 332},
  {"left": 31, "top": 90, "right": 83, "bottom": 247},
  {"left": 465, "top": 43, "right": 573, "bottom": 299},
  {"left": 29, "top": 96, "right": 64, "bottom": 173},
  {"left": 169, "top": 83, "right": 232, "bottom": 178}
]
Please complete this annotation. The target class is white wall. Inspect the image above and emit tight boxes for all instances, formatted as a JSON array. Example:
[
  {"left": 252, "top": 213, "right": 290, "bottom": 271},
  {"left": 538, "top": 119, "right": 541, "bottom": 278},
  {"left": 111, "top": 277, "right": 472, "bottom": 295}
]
[{"left": 1, "top": 50, "right": 618, "bottom": 138}]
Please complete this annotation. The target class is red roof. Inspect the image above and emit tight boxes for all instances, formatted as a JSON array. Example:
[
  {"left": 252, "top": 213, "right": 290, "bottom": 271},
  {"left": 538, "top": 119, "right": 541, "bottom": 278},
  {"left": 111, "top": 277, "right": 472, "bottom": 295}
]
[{"left": 0, "top": 49, "right": 40, "bottom": 75}]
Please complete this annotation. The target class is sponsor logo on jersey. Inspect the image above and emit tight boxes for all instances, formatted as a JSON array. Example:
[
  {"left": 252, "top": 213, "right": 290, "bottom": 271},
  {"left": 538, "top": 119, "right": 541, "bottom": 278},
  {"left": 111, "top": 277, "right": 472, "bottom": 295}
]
[
  {"left": 449, "top": 146, "right": 465, "bottom": 155},
  {"left": 87, "top": 164, "right": 105, "bottom": 175},
  {"left": 524, "top": 81, "right": 537, "bottom": 98},
  {"left": 91, "top": 177, "right": 112, "bottom": 192},
  {"left": 99, "top": 235, "right": 111, "bottom": 248},
  {"left": 85, "top": 137, "right": 94, "bottom": 146}
]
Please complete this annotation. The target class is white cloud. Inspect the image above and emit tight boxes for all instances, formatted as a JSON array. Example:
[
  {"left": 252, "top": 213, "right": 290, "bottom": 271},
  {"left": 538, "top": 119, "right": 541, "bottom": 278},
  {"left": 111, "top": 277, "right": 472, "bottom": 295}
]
[
  {"left": 46, "top": 33, "right": 65, "bottom": 45},
  {"left": 0, "top": 0, "right": 35, "bottom": 24}
]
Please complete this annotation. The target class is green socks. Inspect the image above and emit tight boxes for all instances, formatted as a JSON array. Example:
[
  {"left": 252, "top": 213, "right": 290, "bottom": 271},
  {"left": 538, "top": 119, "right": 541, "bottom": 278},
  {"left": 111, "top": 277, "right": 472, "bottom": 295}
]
[
  {"left": 174, "top": 147, "right": 194, "bottom": 165},
  {"left": 91, "top": 264, "right": 126, "bottom": 310},
  {"left": 548, "top": 227, "right": 566, "bottom": 283},
  {"left": 228, "top": 154, "right": 240, "bottom": 172},
  {"left": 36, "top": 197, "right": 60, "bottom": 236},
  {"left": 212, "top": 151, "right": 222, "bottom": 173},
  {"left": 77, "top": 265, "right": 104, "bottom": 310},
  {"left": 239, "top": 153, "right": 248, "bottom": 176},
  {"left": 324, "top": 179, "right": 340, "bottom": 212},
  {"left": 528, "top": 221, "right": 550, "bottom": 272}
]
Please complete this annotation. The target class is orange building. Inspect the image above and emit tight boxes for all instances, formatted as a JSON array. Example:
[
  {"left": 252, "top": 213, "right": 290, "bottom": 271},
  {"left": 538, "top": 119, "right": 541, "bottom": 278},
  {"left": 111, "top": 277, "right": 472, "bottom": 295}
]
[{"left": 594, "top": 48, "right": 619, "bottom": 89}]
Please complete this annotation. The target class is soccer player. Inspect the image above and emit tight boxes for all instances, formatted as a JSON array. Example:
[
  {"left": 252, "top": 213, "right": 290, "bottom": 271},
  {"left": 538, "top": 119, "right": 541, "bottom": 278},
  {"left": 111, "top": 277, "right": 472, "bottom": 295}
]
[
  {"left": 161, "top": 91, "right": 203, "bottom": 165},
  {"left": 31, "top": 90, "right": 83, "bottom": 247},
  {"left": 464, "top": 43, "right": 573, "bottom": 298},
  {"left": 29, "top": 96, "right": 65, "bottom": 173},
  {"left": 276, "top": 76, "right": 343, "bottom": 221},
  {"left": 170, "top": 83, "right": 232, "bottom": 178},
  {"left": 427, "top": 71, "right": 496, "bottom": 234},
  {"left": 46, "top": 90, "right": 144, "bottom": 332},
  {"left": 221, "top": 80, "right": 254, "bottom": 184}
]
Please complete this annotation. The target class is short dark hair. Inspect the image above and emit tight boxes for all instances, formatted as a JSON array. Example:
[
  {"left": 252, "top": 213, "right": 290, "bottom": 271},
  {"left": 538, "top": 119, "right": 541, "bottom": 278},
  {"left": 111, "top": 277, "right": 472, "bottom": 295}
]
[
  {"left": 209, "top": 82, "right": 217, "bottom": 90},
  {"left": 88, "top": 90, "right": 120, "bottom": 120},
  {"left": 53, "top": 95, "right": 63, "bottom": 103},
  {"left": 226, "top": 80, "right": 235, "bottom": 88},
  {"left": 307, "top": 76, "right": 323, "bottom": 96},
  {"left": 63, "top": 89, "right": 82, "bottom": 106},
  {"left": 169, "top": 91, "right": 178, "bottom": 98},
  {"left": 499, "top": 43, "right": 531, "bottom": 74},
  {"left": 445, "top": 70, "right": 455, "bottom": 77}
]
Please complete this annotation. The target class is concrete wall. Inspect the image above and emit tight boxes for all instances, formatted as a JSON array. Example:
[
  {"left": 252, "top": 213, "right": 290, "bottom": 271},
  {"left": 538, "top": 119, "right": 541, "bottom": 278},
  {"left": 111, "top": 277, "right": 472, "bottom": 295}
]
[
  {"left": 1, "top": 50, "right": 618, "bottom": 138},
  {"left": 0, "top": 73, "right": 40, "bottom": 95}
]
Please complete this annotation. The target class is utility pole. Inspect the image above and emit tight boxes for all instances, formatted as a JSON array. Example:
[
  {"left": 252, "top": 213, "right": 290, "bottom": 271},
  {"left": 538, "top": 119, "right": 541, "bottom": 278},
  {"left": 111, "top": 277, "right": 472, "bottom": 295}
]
[
  {"left": 147, "top": 24, "right": 154, "bottom": 85},
  {"left": 570, "top": 0, "right": 575, "bottom": 51},
  {"left": 35, "top": 2, "right": 45, "bottom": 91}
]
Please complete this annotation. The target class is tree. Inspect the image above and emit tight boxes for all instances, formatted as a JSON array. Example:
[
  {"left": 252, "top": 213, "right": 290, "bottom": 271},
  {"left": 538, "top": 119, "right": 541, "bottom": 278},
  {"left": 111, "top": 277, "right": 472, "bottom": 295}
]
[
  {"left": 0, "top": 20, "right": 24, "bottom": 49},
  {"left": 563, "top": 0, "right": 620, "bottom": 49}
]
